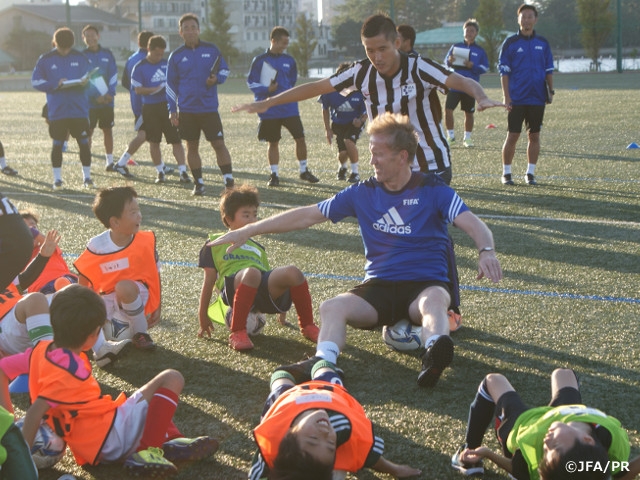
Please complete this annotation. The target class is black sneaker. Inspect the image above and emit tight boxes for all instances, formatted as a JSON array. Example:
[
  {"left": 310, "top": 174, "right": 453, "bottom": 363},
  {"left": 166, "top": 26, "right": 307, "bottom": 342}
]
[
  {"left": 417, "top": 335, "right": 454, "bottom": 388},
  {"left": 501, "top": 173, "right": 514, "bottom": 185},
  {"left": 525, "top": 173, "right": 537, "bottom": 185},
  {"left": 267, "top": 173, "right": 280, "bottom": 187},
  {"left": 337, "top": 167, "right": 347, "bottom": 181},
  {"left": 451, "top": 444, "right": 484, "bottom": 477},
  {"left": 179, "top": 171, "right": 191, "bottom": 183},
  {"left": 1, "top": 166, "right": 18, "bottom": 176},
  {"left": 347, "top": 172, "right": 360, "bottom": 183},
  {"left": 225, "top": 177, "right": 235, "bottom": 189},
  {"left": 114, "top": 165, "right": 133, "bottom": 178},
  {"left": 274, "top": 356, "right": 344, "bottom": 384},
  {"left": 105, "top": 163, "right": 116, "bottom": 172},
  {"left": 155, "top": 171, "right": 166, "bottom": 184},
  {"left": 192, "top": 182, "right": 205, "bottom": 196},
  {"left": 300, "top": 169, "right": 319, "bottom": 183}
]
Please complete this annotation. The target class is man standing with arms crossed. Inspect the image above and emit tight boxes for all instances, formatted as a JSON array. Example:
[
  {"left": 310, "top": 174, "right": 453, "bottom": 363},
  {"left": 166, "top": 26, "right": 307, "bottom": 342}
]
[
  {"left": 499, "top": 3, "right": 554, "bottom": 186},
  {"left": 167, "top": 13, "right": 234, "bottom": 195}
]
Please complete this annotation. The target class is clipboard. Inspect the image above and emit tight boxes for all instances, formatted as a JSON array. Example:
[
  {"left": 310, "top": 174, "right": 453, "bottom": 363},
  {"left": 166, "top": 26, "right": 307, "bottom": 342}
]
[
  {"left": 260, "top": 62, "right": 278, "bottom": 87},
  {"left": 545, "top": 80, "right": 553, "bottom": 103},
  {"left": 210, "top": 56, "right": 221, "bottom": 76},
  {"left": 59, "top": 67, "right": 100, "bottom": 89},
  {"left": 450, "top": 47, "right": 470, "bottom": 67}
]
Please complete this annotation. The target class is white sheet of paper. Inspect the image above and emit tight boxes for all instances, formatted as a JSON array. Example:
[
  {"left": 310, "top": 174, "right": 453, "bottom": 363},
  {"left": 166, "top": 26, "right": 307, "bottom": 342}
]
[
  {"left": 260, "top": 62, "right": 278, "bottom": 87},
  {"left": 451, "top": 47, "right": 470, "bottom": 67},
  {"left": 91, "top": 76, "right": 108, "bottom": 96}
]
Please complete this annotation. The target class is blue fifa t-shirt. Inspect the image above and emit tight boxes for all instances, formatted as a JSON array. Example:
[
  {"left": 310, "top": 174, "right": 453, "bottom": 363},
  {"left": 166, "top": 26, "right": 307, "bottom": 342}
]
[{"left": 317, "top": 172, "right": 469, "bottom": 281}]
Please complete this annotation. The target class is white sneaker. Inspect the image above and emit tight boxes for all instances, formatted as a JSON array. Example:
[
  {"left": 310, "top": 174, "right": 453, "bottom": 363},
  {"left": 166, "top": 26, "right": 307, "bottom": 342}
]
[
  {"left": 94, "top": 338, "right": 132, "bottom": 368},
  {"left": 463, "top": 138, "right": 474, "bottom": 148}
]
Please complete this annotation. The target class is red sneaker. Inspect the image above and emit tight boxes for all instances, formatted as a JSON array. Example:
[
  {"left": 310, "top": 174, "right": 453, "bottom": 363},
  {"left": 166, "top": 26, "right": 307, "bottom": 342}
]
[
  {"left": 448, "top": 310, "right": 462, "bottom": 333},
  {"left": 300, "top": 324, "right": 319, "bottom": 343},
  {"left": 229, "top": 330, "right": 254, "bottom": 351}
]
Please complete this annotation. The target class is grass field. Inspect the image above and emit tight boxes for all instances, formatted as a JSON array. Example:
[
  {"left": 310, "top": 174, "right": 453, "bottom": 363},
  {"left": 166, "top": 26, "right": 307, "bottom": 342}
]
[{"left": 1, "top": 70, "right": 639, "bottom": 479}]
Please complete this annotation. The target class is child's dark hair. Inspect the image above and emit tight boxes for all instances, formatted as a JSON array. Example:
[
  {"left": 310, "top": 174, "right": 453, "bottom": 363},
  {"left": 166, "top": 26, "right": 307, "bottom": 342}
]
[
  {"left": 269, "top": 431, "right": 333, "bottom": 480},
  {"left": 50, "top": 284, "right": 106, "bottom": 349},
  {"left": 20, "top": 211, "right": 39, "bottom": 225},
  {"left": 219, "top": 184, "right": 259, "bottom": 228},
  {"left": 54, "top": 27, "right": 75, "bottom": 49},
  {"left": 92, "top": 186, "right": 138, "bottom": 228},
  {"left": 538, "top": 432, "right": 609, "bottom": 480}
]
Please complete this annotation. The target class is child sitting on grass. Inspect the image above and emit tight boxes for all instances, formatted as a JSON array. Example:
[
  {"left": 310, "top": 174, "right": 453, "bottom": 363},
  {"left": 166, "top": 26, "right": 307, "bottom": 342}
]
[
  {"left": 21, "top": 211, "right": 78, "bottom": 294},
  {"left": 249, "top": 358, "right": 421, "bottom": 479},
  {"left": 75, "top": 186, "right": 160, "bottom": 351},
  {"left": 197, "top": 184, "right": 319, "bottom": 351},
  {"left": 0, "top": 284, "right": 219, "bottom": 476},
  {"left": 451, "top": 368, "right": 639, "bottom": 480}
]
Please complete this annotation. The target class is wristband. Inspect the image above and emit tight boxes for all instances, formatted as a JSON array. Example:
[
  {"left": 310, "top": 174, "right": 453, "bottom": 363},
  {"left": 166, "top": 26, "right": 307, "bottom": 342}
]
[{"left": 479, "top": 247, "right": 494, "bottom": 254}]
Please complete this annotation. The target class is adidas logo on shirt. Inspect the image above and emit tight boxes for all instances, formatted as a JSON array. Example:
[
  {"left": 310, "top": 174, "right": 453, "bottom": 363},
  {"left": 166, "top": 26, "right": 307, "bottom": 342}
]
[
  {"left": 373, "top": 207, "right": 411, "bottom": 234},
  {"left": 181, "top": 57, "right": 188, "bottom": 62},
  {"left": 151, "top": 68, "right": 166, "bottom": 83},
  {"left": 517, "top": 47, "right": 524, "bottom": 53}
]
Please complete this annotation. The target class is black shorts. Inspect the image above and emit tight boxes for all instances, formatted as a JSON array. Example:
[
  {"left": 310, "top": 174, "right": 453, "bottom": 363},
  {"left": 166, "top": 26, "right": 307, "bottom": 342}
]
[
  {"left": 134, "top": 115, "right": 146, "bottom": 133},
  {"left": 143, "top": 103, "right": 180, "bottom": 144},
  {"left": 89, "top": 107, "right": 115, "bottom": 130},
  {"left": 507, "top": 105, "right": 545, "bottom": 134},
  {"left": 178, "top": 112, "right": 224, "bottom": 142},
  {"left": 258, "top": 116, "right": 305, "bottom": 143},
  {"left": 494, "top": 386, "right": 582, "bottom": 455},
  {"left": 221, "top": 270, "right": 292, "bottom": 314},
  {"left": 48, "top": 118, "right": 90, "bottom": 142},
  {"left": 348, "top": 278, "right": 450, "bottom": 327},
  {"left": 331, "top": 122, "right": 363, "bottom": 152},
  {"left": 445, "top": 90, "right": 476, "bottom": 113}
]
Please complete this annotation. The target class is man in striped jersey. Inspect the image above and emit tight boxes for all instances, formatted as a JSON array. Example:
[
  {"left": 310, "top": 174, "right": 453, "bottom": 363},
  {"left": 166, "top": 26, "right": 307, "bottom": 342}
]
[
  {"left": 210, "top": 114, "right": 502, "bottom": 389},
  {"left": 233, "top": 14, "right": 503, "bottom": 185}
]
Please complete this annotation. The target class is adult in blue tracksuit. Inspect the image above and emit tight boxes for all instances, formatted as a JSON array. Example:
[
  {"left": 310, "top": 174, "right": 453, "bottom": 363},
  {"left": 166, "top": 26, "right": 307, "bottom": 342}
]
[
  {"left": 32, "top": 27, "right": 93, "bottom": 190},
  {"left": 498, "top": 3, "right": 554, "bottom": 186},
  {"left": 167, "top": 13, "right": 234, "bottom": 195},
  {"left": 82, "top": 25, "right": 117, "bottom": 169},
  {"left": 110, "top": 30, "right": 155, "bottom": 177},
  {"left": 444, "top": 19, "right": 489, "bottom": 148},
  {"left": 318, "top": 62, "right": 367, "bottom": 183},
  {"left": 247, "top": 26, "right": 319, "bottom": 188}
]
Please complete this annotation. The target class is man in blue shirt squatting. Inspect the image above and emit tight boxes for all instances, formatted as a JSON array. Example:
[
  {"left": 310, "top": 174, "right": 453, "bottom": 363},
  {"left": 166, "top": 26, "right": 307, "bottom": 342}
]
[
  {"left": 82, "top": 25, "right": 118, "bottom": 170},
  {"left": 167, "top": 13, "right": 234, "bottom": 196},
  {"left": 210, "top": 113, "right": 503, "bottom": 389},
  {"left": 444, "top": 19, "right": 489, "bottom": 148},
  {"left": 32, "top": 27, "right": 94, "bottom": 190},
  {"left": 247, "top": 26, "right": 320, "bottom": 188},
  {"left": 499, "top": 3, "right": 554, "bottom": 186}
]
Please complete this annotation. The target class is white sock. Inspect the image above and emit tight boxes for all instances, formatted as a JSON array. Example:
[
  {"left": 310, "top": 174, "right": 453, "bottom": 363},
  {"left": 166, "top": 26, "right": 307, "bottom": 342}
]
[
  {"left": 340, "top": 162, "right": 347, "bottom": 169},
  {"left": 503, "top": 165, "right": 512, "bottom": 176},
  {"left": 464, "top": 131, "right": 472, "bottom": 140},
  {"left": 26, "top": 314, "right": 53, "bottom": 344},
  {"left": 105, "top": 154, "right": 113, "bottom": 165},
  {"left": 92, "top": 328, "right": 106, "bottom": 354},
  {"left": 118, "top": 152, "right": 131, "bottom": 166},
  {"left": 223, "top": 173, "right": 233, "bottom": 181},
  {"left": 53, "top": 167, "right": 62, "bottom": 182},
  {"left": 527, "top": 164, "right": 536, "bottom": 175},
  {"left": 316, "top": 341, "right": 340, "bottom": 364},
  {"left": 82, "top": 166, "right": 91, "bottom": 179},
  {"left": 298, "top": 159, "right": 308, "bottom": 172},
  {"left": 448, "top": 130, "right": 455, "bottom": 139},
  {"left": 0, "top": 157, "right": 6, "bottom": 169},
  {"left": 270, "top": 165, "right": 279, "bottom": 175},
  {"left": 425, "top": 334, "right": 441, "bottom": 349},
  {"left": 351, "top": 163, "right": 359, "bottom": 174},
  {"left": 121, "top": 296, "right": 147, "bottom": 334},
  {"left": 179, "top": 164, "right": 187, "bottom": 173},
  {"left": 156, "top": 163, "right": 165, "bottom": 173}
]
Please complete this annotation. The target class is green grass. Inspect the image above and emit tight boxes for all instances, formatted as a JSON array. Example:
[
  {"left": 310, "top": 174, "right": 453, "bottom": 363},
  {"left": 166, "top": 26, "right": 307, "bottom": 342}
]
[{"left": 1, "top": 71, "right": 639, "bottom": 479}]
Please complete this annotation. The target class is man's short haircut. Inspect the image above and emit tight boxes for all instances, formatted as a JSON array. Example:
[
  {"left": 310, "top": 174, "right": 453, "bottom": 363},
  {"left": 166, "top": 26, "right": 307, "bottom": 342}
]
[
  {"left": 179, "top": 13, "right": 199, "bottom": 28},
  {"left": 138, "top": 30, "right": 154, "bottom": 48},
  {"left": 464, "top": 19, "right": 479, "bottom": 32},
  {"left": 367, "top": 113, "right": 418, "bottom": 160},
  {"left": 148, "top": 35, "right": 166, "bottom": 51},
  {"left": 92, "top": 186, "right": 138, "bottom": 229},
  {"left": 50, "top": 284, "right": 106, "bottom": 349},
  {"left": 538, "top": 432, "right": 609, "bottom": 480},
  {"left": 396, "top": 24, "right": 416, "bottom": 47},
  {"left": 270, "top": 430, "right": 333, "bottom": 480},
  {"left": 361, "top": 14, "right": 397, "bottom": 42},
  {"left": 219, "top": 184, "right": 259, "bottom": 228},
  {"left": 53, "top": 28, "right": 75, "bottom": 49},
  {"left": 517, "top": 3, "right": 538, "bottom": 17},
  {"left": 82, "top": 24, "right": 99, "bottom": 36},
  {"left": 270, "top": 26, "right": 290, "bottom": 41}
]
